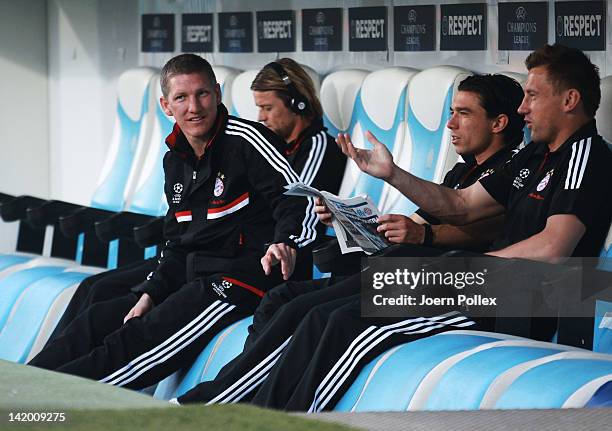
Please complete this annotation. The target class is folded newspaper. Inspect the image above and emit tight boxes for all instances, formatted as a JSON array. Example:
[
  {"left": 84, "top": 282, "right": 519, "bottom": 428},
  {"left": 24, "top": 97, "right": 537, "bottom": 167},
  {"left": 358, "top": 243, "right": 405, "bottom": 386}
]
[{"left": 284, "top": 182, "right": 390, "bottom": 255}]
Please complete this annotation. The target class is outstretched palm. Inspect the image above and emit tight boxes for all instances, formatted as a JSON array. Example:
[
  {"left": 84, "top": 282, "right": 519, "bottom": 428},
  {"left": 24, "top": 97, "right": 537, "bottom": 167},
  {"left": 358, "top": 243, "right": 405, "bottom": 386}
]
[{"left": 337, "top": 131, "right": 395, "bottom": 180}]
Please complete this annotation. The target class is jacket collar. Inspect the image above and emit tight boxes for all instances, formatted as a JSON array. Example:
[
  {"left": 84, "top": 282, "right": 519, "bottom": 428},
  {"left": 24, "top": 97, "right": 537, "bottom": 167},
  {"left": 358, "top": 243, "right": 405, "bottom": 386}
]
[
  {"left": 532, "top": 119, "right": 598, "bottom": 156},
  {"left": 284, "top": 117, "right": 325, "bottom": 156},
  {"left": 462, "top": 142, "right": 515, "bottom": 167},
  {"left": 165, "top": 104, "right": 229, "bottom": 160}
]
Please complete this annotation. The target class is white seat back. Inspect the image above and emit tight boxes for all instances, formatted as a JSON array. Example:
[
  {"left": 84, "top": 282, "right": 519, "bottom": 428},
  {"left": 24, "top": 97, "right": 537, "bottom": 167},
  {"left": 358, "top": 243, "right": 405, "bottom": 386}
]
[
  {"left": 124, "top": 75, "right": 174, "bottom": 217},
  {"left": 384, "top": 66, "right": 472, "bottom": 215},
  {"left": 230, "top": 70, "right": 260, "bottom": 121},
  {"left": 341, "top": 67, "right": 418, "bottom": 207},
  {"left": 91, "top": 67, "right": 158, "bottom": 212},
  {"left": 212, "top": 66, "right": 241, "bottom": 112},
  {"left": 597, "top": 75, "right": 612, "bottom": 144}
]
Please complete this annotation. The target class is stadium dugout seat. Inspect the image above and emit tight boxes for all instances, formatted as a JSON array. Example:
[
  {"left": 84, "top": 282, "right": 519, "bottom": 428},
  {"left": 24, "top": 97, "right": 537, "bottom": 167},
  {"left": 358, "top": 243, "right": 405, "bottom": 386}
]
[
  {"left": 320, "top": 69, "right": 369, "bottom": 140},
  {"left": 0, "top": 66, "right": 246, "bottom": 363},
  {"left": 0, "top": 193, "right": 19, "bottom": 254},
  {"left": 230, "top": 65, "right": 320, "bottom": 121},
  {"left": 380, "top": 66, "right": 471, "bottom": 216},
  {"left": 596, "top": 75, "right": 612, "bottom": 144},
  {"left": 0, "top": 67, "right": 158, "bottom": 274},
  {"left": 0, "top": 66, "right": 249, "bottom": 364},
  {"left": 313, "top": 66, "right": 470, "bottom": 275},
  {"left": 337, "top": 67, "right": 418, "bottom": 208},
  {"left": 230, "top": 70, "right": 262, "bottom": 121},
  {"left": 589, "top": 76, "right": 612, "bottom": 354},
  {"left": 0, "top": 70, "right": 167, "bottom": 363},
  {"left": 0, "top": 68, "right": 159, "bottom": 338},
  {"left": 212, "top": 66, "right": 241, "bottom": 111},
  {"left": 334, "top": 330, "right": 612, "bottom": 412}
]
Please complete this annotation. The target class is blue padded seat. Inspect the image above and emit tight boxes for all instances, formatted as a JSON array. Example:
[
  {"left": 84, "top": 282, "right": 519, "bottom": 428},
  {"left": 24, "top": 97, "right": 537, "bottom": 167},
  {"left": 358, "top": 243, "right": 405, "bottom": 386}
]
[
  {"left": 0, "top": 67, "right": 158, "bottom": 275},
  {"left": 491, "top": 353, "right": 612, "bottom": 409},
  {"left": 335, "top": 331, "right": 513, "bottom": 412},
  {"left": 154, "top": 317, "right": 253, "bottom": 400},
  {"left": 0, "top": 69, "right": 162, "bottom": 363},
  {"left": 0, "top": 271, "right": 93, "bottom": 363}
]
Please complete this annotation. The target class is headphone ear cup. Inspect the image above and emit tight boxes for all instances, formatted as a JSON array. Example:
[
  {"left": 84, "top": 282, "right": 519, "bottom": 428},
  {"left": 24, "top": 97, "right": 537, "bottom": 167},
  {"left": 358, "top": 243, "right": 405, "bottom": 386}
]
[
  {"left": 266, "top": 61, "right": 310, "bottom": 115},
  {"left": 291, "top": 97, "right": 308, "bottom": 114}
]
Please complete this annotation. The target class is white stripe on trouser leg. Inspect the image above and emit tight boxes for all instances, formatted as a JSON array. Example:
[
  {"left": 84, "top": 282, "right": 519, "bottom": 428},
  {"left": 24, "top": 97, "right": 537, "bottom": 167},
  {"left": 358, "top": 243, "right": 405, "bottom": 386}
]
[
  {"left": 112, "top": 305, "right": 237, "bottom": 388},
  {"left": 100, "top": 300, "right": 235, "bottom": 386},
  {"left": 208, "top": 336, "right": 293, "bottom": 405},
  {"left": 308, "top": 313, "right": 460, "bottom": 409},
  {"left": 309, "top": 315, "right": 475, "bottom": 413},
  {"left": 99, "top": 300, "right": 225, "bottom": 384},
  {"left": 310, "top": 315, "right": 475, "bottom": 413},
  {"left": 101, "top": 301, "right": 234, "bottom": 386},
  {"left": 308, "top": 313, "right": 474, "bottom": 412},
  {"left": 308, "top": 316, "right": 453, "bottom": 412},
  {"left": 311, "top": 317, "right": 475, "bottom": 412}
]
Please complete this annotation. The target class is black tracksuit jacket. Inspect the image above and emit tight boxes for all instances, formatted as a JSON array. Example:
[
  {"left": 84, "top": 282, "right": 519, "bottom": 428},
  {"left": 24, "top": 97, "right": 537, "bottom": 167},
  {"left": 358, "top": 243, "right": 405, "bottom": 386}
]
[{"left": 133, "top": 104, "right": 319, "bottom": 305}]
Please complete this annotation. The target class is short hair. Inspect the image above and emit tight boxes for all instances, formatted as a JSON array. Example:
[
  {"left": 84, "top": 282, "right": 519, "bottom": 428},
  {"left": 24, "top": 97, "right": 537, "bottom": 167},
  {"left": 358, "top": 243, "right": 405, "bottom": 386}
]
[
  {"left": 458, "top": 74, "right": 526, "bottom": 148},
  {"left": 250, "top": 58, "right": 323, "bottom": 119},
  {"left": 525, "top": 44, "right": 600, "bottom": 117},
  {"left": 160, "top": 54, "right": 217, "bottom": 98}
]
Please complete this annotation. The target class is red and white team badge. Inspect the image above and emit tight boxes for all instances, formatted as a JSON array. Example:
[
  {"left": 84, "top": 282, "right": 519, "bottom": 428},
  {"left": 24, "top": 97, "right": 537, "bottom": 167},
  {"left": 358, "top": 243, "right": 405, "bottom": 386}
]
[
  {"left": 214, "top": 174, "right": 225, "bottom": 197},
  {"left": 537, "top": 169, "right": 554, "bottom": 192}
]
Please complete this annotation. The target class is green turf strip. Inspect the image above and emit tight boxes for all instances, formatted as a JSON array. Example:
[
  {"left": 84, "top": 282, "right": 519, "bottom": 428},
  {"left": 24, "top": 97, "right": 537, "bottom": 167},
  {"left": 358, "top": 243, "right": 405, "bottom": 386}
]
[
  {"left": 0, "top": 361, "right": 358, "bottom": 430},
  {"left": 0, "top": 405, "right": 359, "bottom": 431}
]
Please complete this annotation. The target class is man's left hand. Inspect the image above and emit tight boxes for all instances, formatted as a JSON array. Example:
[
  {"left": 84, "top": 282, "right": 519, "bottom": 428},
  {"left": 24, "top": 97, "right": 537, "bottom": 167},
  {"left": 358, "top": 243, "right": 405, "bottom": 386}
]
[
  {"left": 377, "top": 214, "right": 425, "bottom": 244},
  {"left": 261, "top": 243, "right": 297, "bottom": 280}
]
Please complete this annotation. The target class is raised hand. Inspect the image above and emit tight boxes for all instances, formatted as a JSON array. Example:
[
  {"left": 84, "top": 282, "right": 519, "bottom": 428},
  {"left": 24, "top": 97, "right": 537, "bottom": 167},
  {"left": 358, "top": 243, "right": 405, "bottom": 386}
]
[{"left": 337, "top": 131, "right": 395, "bottom": 180}]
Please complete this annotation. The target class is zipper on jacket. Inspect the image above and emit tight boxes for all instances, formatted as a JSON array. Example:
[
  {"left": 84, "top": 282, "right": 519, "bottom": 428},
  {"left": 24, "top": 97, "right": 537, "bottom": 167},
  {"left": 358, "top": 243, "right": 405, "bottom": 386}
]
[{"left": 192, "top": 170, "right": 197, "bottom": 182}]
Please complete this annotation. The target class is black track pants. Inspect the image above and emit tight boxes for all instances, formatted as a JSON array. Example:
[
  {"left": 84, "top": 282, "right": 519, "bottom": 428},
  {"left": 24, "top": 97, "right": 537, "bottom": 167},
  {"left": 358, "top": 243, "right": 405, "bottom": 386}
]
[
  {"left": 29, "top": 269, "right": 282, "bottom": 390},
  {"left": 45, "top": 258, "right": 157, "bottom": 347},
  {"left": 251, "top": 296, "right": 477, "bottom": 412},
  {"left": 177, "top": 274, "right": 357, "bottom": 404}
]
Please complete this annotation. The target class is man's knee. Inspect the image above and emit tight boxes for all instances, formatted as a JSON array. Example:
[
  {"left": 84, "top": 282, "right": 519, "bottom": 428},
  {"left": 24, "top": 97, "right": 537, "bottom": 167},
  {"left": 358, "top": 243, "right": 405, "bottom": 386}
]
[{"left": 86, "top": 294, "right": 138, "bottom": 323}]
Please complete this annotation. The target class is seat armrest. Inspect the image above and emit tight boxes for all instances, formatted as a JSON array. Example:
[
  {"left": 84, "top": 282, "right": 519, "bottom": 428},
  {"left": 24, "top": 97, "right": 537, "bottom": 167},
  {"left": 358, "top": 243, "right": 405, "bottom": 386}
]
[
  {"left": 0, "top": 195, "right": 47, "bottom": 222},
  {"left": 95, "top": 211, "right": 156, "bottom": 243},
  {"left": 313, "top": 238, "right": 363, "bottom": 275},
  {"left": 58, "top": 206, "right": 117, "bottom": 238},
  {"left": 26, "top": 200, "right": 83, "bottom": 228},
  {"left": 133, "top": 216, "right": 165, "bottom": 248},
  {"left": 0, "top": 192, "right": 15, "bottom": 204}
]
